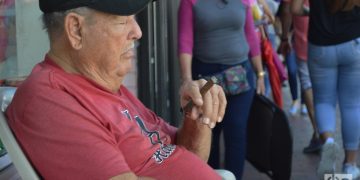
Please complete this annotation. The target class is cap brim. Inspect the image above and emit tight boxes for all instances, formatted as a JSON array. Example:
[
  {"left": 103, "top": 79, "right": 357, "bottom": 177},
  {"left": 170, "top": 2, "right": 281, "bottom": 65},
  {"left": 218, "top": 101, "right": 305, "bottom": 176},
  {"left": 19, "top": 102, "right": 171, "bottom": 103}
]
[{"left": 88, "top": 0, "right": 152, "bottom": 16}]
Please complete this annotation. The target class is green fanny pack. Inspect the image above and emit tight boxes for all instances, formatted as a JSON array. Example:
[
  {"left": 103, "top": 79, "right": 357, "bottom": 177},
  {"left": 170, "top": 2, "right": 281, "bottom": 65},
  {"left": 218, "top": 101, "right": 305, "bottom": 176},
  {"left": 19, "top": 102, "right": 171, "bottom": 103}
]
[{"left": 199, "top": 64, "right": 250, "bottom": 96}]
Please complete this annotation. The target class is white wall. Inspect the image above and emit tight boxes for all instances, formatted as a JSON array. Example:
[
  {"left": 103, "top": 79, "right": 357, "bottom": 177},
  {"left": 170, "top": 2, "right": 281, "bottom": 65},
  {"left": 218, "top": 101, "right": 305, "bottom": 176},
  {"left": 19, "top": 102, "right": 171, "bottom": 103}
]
[
  {"left": 0, "top": 0, "right": 48, "bottom": 79},
  {"left": 16, "top": 0, "right": 48, "bottom": 77}
]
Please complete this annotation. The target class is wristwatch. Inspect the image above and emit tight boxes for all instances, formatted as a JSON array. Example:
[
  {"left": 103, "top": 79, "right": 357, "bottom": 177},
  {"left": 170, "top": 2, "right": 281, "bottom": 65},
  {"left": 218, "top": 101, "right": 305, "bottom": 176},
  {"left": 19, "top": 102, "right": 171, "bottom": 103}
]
[{"left": 257, "top": 71, "right": 266, "bottom": 78}]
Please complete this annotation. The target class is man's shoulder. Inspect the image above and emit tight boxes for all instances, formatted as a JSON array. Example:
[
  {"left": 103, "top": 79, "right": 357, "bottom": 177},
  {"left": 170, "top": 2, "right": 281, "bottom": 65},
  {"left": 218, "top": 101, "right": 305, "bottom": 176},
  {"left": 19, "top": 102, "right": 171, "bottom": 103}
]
[
  {"left": 9, "top": 62, "right": 66, "bottom": 109},
  {"left": 19, "top": 63, "right": 57, "bottom": 94}
]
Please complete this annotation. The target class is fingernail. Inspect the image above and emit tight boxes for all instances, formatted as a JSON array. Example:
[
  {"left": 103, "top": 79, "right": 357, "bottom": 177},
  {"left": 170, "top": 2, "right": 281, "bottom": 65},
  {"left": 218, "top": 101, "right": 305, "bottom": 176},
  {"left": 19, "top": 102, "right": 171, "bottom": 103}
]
[
  {"left": 202, "top": 117, "right": 210, "bottom": 124},
  {"left": 209, "top": 122, "right": 215, "bottom": 129},
  {"left": 196, "top": 98, "right": 203, "bottom": 104},
  {"left": 217, "top": 117, "right": 223, "bottom": 122}
]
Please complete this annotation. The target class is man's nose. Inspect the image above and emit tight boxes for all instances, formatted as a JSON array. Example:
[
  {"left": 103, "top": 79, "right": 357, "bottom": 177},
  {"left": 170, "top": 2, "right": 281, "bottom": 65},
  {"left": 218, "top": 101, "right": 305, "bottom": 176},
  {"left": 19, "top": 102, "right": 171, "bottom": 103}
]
[{"left": 129, "top": 18, "right": 142, "bottom": 40}]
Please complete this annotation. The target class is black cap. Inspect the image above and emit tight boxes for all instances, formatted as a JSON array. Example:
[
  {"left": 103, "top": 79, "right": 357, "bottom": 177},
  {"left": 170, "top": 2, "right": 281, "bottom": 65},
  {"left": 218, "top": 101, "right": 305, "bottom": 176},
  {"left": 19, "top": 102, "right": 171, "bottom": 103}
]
[{"left": 39, "top": 0, "right": 152, "bottom": 15}]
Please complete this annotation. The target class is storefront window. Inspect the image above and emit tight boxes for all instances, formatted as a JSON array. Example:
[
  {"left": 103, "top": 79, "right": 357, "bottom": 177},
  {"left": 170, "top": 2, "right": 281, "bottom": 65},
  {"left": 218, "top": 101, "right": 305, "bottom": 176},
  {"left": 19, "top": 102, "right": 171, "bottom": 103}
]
[
  {"left": 0, "top": 0, "right": 16, "bottom": 79},
  {"left": 0, "top": 1, "right": 137, "bottom": 90},
  {"left": 0, "top": 0, "right": 49, "bottom": 83}
]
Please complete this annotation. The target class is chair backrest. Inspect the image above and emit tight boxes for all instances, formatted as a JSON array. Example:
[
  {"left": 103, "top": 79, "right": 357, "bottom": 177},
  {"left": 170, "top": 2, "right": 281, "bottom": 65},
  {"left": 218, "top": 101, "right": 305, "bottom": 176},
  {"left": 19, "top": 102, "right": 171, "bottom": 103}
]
[{"left": 0, "top": 87, "right": 39, "bottom": 180}]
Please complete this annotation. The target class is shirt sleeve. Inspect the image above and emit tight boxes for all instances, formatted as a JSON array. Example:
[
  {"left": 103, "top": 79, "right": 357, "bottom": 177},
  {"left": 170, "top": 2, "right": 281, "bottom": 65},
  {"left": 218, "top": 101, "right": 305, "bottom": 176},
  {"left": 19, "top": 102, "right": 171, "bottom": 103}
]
[
  {"left": 244, "top": 2, "right": 261, "bottom": 58},
  {"left": 178, "top": 0, "right": 195, "bottom": 55},
  {"left": 9, "top": 90, "right": 131, "bottom": 180}
]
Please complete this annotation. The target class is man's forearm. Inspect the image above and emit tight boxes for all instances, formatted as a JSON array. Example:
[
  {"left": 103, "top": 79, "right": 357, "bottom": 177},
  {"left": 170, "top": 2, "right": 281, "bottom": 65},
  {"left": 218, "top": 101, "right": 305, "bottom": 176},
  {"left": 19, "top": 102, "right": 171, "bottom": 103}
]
[
  {"left": 177, "top": 53, "right": 212, "bottom": 162},
  {"left": 176, "top": 117, "right": 212, "bottom": 162}
]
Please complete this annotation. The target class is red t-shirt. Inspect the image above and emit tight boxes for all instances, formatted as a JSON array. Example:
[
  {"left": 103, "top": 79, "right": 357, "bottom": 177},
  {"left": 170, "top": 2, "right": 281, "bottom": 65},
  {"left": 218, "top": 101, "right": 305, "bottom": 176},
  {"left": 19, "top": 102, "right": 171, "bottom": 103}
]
[{"left": 6, "top": 56, "right": 220, "bottom": 180}]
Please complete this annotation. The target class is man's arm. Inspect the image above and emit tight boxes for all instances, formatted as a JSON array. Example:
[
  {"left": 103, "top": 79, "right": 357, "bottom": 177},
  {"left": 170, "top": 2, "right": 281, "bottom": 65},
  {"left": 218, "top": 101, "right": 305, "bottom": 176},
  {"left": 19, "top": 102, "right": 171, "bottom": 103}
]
[
  {"left": 176, "top": 116, "right": 212, "bottom": 161},
  {"left": 176, "top": 79, "right": 226, "bottom": 161}
]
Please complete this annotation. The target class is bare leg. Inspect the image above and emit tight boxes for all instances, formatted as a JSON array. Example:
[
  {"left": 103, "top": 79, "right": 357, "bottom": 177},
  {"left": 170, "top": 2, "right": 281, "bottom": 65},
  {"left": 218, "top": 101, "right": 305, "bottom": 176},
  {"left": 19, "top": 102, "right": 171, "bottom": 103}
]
[
  {"left": 343, "top": 150, "right": 360, "bottom": 178},
  {"left": 345, "top": 150, "right": 358, "bottom": 164},
  {"left": 320, "top": 132, "right": 333, "bottom": 143},
  {"left": 302, "top": 88, "right": 324, "bottom": 154}
]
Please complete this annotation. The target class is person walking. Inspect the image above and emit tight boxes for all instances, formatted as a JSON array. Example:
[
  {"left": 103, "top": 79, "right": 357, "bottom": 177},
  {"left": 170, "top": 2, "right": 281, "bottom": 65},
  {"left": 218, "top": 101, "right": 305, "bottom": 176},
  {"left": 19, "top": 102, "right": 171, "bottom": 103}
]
[
  {"left": 178, "top": 0, "right": 266, "bottom": 178},
  {"left": 292, "top": 0, "right": 360, "bottom": 178},
  {"left": 278, "top": 0, "right": 321, "bottom": 154}
]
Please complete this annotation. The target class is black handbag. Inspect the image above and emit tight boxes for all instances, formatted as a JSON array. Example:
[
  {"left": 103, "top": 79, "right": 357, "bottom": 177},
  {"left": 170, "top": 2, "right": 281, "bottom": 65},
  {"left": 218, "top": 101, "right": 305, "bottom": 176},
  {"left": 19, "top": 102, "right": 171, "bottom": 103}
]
[{"left": 246, "top": 94, "right": 293, "bottom": 180}]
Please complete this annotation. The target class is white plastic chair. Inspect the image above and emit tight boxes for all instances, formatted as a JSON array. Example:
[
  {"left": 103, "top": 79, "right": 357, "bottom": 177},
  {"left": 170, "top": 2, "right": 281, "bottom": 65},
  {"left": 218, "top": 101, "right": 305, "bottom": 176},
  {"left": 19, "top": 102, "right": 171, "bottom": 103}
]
[{"left": 0, "top": 87, "right": 39, "bottom": 179}]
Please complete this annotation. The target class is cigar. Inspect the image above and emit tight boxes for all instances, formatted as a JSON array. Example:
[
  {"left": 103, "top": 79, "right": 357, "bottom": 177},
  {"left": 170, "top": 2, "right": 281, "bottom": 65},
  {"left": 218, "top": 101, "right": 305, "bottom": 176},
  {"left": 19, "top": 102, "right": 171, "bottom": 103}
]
[{"left": 181, "top": 77, "right": 217, "bottom": 113}]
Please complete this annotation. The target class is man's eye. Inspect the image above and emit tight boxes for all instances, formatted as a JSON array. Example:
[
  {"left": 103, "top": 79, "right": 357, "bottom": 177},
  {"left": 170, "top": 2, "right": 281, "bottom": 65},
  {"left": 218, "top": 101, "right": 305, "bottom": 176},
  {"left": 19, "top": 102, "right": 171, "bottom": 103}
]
[{"left": 117, "top": 20, "right": 128, "bottom": 25}]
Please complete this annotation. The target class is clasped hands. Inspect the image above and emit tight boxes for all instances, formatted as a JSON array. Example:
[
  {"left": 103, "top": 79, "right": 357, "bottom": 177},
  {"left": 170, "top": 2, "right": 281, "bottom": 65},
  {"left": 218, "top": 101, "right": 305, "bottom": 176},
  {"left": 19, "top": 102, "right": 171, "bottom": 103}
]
[{"left": 180, "top": 79, "right": 227, "bottom": 129}]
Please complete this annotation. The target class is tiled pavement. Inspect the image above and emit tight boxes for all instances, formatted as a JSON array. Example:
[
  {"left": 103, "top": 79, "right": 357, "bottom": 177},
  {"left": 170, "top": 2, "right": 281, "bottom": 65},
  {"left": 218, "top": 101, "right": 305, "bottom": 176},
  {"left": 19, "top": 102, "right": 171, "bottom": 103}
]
[{"left": 242, "top": 85, "right": 356, "bottom": 180}]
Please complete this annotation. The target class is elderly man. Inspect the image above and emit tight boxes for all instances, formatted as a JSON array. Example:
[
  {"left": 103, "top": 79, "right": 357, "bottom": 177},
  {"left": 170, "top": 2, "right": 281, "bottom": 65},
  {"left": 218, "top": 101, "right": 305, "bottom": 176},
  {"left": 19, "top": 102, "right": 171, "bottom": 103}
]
[{"left": 5, "top": 0, "right": 228, "bottom": 179}]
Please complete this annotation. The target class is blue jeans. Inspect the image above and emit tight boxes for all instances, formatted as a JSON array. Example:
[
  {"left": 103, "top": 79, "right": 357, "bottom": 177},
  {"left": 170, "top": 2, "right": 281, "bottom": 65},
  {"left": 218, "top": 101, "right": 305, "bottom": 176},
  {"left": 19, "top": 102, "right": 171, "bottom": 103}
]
[
  {"left": 192, "top": 59, "right": 255, "bottom": 179},
  {"left": 263, "top": 67, "right": 272, "bottom": 98},
  {"left": 308, "top": 38, "right": 360, "bottom": 150},
  {"left": 285, "top": 50, "right": 299, "bottom": 101}
]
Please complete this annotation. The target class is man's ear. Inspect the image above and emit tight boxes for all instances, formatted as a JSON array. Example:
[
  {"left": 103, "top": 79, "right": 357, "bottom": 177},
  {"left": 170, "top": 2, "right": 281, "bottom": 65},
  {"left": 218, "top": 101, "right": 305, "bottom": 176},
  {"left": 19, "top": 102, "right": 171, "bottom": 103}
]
[{"left": 64, "top": 12, "right": 85, "bottom": 50}]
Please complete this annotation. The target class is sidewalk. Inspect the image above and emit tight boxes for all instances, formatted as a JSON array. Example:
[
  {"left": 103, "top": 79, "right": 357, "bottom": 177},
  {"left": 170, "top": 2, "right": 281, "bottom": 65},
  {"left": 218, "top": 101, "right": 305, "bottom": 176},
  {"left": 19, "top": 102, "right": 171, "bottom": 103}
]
[{"left": 242, "top": 85, "right": 350, "bottom": 180}]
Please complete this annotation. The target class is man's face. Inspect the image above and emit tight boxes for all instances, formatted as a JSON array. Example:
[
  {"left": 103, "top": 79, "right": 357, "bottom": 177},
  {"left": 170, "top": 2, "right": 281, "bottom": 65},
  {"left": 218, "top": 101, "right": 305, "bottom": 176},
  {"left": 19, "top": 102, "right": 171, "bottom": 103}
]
[{"left": 76, "top": 11, "right": 142, "bottom": 89}]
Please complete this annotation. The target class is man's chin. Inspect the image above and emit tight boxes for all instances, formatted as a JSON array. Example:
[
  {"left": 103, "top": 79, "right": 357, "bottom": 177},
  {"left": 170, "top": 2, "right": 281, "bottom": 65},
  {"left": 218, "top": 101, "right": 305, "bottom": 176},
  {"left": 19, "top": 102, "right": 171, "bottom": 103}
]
[{"left": 117, "top": 66, "right": 133, "bottom": 77}]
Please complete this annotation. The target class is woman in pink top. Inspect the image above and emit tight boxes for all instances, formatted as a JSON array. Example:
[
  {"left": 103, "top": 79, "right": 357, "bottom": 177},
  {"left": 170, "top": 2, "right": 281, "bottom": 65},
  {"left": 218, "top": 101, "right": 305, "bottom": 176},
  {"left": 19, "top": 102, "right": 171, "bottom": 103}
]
[{"left": 178, "top": 0, "right": 265, "bottom": 178}]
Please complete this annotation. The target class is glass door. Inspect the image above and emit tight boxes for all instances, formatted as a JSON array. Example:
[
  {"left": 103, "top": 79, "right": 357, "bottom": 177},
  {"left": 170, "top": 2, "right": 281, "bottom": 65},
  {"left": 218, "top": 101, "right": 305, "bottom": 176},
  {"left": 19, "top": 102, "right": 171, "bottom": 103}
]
[{"left": 136, "top": 0, "right": 182, "bottom": 126}]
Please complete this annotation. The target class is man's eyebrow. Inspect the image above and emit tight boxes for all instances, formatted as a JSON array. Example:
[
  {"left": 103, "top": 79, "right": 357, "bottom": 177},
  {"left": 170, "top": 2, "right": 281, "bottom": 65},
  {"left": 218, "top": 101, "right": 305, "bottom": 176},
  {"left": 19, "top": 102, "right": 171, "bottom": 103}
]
[{"left": 108, "top": 15, "right": 128, "bottom": 21}]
